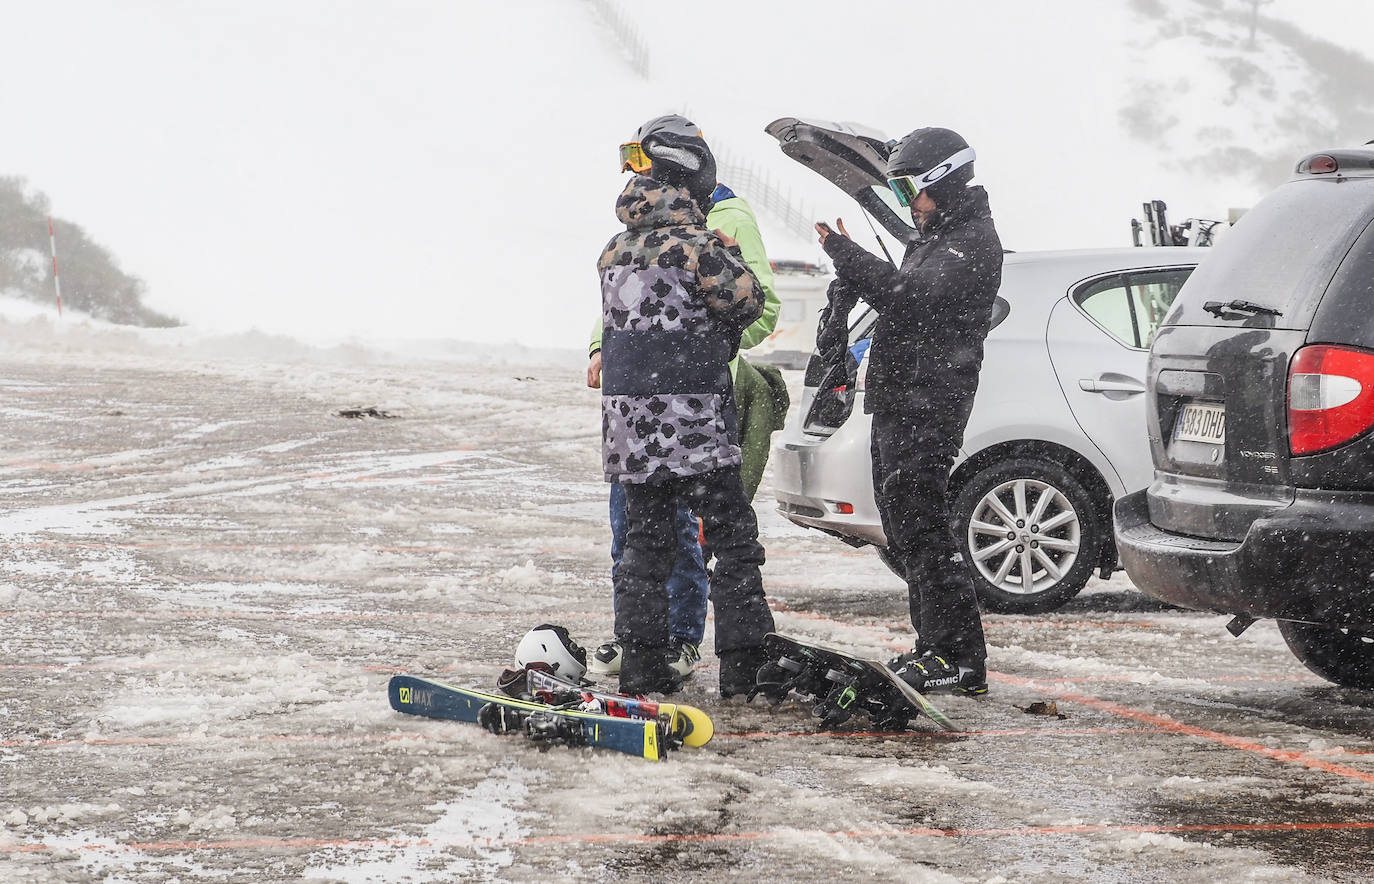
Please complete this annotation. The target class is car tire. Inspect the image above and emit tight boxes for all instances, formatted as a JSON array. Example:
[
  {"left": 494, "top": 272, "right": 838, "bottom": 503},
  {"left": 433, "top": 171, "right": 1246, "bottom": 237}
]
[
  {"left": 951, "top": 457, "right": 1103, "bottom": 614},
  {"left": 1277, "top": 621, "right": 1374, "bottom": 689}
]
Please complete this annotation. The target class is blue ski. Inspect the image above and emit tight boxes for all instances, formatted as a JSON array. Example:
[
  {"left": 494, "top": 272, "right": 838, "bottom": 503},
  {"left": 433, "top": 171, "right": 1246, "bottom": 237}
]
[{"left": 388, "top": 674, "right": 667, "bottom": 760}]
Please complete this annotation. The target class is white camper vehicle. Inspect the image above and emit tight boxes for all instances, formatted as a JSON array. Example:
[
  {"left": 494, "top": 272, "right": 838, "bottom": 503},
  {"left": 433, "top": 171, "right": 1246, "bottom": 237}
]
[{"left": 752, "top": 260, "right": 831, "bottom": 370}]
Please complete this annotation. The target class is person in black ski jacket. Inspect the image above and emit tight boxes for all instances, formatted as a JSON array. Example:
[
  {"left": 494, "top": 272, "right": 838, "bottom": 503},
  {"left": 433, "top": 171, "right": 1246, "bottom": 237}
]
[{"left": 816, "top": 127, "right": 1003, "bottom": 696}]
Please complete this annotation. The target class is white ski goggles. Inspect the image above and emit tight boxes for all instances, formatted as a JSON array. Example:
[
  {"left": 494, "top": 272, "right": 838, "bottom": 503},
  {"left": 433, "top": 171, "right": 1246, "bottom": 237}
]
[{"left": 886, "top": 147, "right": 977, "bottom": 206}]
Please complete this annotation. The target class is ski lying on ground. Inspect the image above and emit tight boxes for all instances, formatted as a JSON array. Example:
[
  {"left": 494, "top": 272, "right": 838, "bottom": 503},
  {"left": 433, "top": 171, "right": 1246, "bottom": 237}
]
[
  {"left": 752, "top": 633, "right": 957, "bottom": 732},
  {"left": 388, "top": 674, "right": 670, "bottom": 761},
  {"left": 521, "top": 666, "right": 714, "bottom": 747}
]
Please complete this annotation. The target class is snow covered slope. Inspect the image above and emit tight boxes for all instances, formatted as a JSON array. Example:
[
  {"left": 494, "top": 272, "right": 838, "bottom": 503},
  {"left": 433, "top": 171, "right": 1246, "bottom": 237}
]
[{"left": 4, "top": 333, "right": 1374, "bottom": 881}]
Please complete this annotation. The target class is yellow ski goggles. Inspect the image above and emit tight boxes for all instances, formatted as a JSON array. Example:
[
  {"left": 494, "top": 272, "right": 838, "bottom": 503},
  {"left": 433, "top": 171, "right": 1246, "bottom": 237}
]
[{"left": 619, "top": 142, "right": 652, "bottom": 174}]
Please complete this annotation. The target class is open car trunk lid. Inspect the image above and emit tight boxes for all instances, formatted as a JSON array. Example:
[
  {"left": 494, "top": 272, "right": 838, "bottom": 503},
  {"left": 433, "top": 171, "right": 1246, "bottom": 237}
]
[
  {"left": 764, "top": 117, "right": 916, "bottom": 246},
  {"left": 764, "top": 118, "right": 902, "bottom": 436}
]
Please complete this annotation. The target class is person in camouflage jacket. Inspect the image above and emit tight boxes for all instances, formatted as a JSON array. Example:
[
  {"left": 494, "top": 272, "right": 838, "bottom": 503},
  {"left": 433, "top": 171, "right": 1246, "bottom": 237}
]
[
  {"left": 598, "top": 171, "right": 776, "bottom": 695},
  {"left": 599, "top": 176, "right": 762, "bottom": 483}
]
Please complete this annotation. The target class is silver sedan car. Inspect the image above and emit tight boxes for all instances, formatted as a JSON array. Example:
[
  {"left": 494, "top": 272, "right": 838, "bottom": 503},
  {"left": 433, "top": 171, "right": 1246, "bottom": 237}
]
[{"left": 765, "top": 118, "right": 1206, "bottom": 613}]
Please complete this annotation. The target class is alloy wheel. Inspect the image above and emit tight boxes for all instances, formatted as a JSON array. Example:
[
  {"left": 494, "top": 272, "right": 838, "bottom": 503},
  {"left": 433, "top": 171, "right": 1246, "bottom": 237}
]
[{"left": 967, "top": 478, "right": 1081, "bottom": 596}]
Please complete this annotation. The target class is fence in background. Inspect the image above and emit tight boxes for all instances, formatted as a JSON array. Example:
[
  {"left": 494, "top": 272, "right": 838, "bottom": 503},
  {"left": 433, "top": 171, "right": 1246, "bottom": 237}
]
[
  {"left": 585, "top": 0, "right": 650, "bottom": 78},
  {"left": 582, "top": 5, "right": 814, "bottom": 241},
  {"left": 717, "top": 152, "right": 816, "bottom": 243}
]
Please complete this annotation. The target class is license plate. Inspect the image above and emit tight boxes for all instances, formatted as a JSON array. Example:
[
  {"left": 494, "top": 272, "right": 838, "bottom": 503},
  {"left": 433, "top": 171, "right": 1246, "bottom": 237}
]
[{"left": 1174, "top": 401, "right": 1226, "bottom": 444}]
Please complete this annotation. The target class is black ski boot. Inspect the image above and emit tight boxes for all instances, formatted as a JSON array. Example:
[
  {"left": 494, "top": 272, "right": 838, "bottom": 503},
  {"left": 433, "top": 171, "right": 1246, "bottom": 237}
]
[
  {"left": 890, "top": 650, "right": 988, "bottom": 696},
  {"left": 619, "top": 645, "right": 683, "bottom": 696},
  {"left": 719, "top": 645, "right": 772, "bottom": 699},
  {"left": 495, "top": 667, "right": 531, "bottom": 699}
]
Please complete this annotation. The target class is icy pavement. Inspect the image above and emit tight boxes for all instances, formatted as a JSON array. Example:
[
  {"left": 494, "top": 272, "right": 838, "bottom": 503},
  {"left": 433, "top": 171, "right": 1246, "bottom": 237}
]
[{"left": 1, "top": 337, "right": 1373, "bottom": 883}]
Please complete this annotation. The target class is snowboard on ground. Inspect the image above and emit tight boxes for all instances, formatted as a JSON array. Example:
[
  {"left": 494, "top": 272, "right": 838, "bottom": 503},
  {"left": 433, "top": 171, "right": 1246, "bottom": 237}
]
[
  {"left": 753, "top": 633, "right": 956, "bottom": 732},
  {"left": 522, "top": 666, "right": 714, "bottom": 747},
  {"left": 388, "top": 674, "right": 671, "bottom": 760}
]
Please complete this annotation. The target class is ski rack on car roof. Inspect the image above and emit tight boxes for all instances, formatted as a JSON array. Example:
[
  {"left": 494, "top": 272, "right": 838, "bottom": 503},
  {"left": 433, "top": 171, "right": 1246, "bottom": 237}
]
[{"left": 1131, "top": 199, "right": 1226, "bottom": 248}]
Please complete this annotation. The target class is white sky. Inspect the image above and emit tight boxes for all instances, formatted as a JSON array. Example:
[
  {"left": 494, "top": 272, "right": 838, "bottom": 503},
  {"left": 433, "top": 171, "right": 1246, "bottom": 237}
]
[{"left": 1, "top": 0, "right": 1371, "bottom": 349}]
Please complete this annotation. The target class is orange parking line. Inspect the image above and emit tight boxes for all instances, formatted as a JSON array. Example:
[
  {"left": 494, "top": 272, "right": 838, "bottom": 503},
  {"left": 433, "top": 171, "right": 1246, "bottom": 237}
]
[
  {"left": 0, "top": 662, "right": 419, "bottom": 673},
  {"left": 0, "top": 726, "right": 1157, "bottom": 751},
  {"left": 983, "top": 619, "right": 1163, "bottom": 630},
  {"left": 0, "top": 609, "right": 604, "bottom": 624},
  {"left": 764, "top": 608, "right": 1374, "bottom": 782},
  {"left": 994, "top": 673, "right": 1374, "bottom": 785},
  {"left": 1024, "top": 673, "right": 1316, "bottom": 685},
  {"left": 0, "top": 540, "right": 476, "bottom": 554},
  {"left": 3, "top": 820, "right": 1373, "bottom": 854},
  {"left": 0, "top": 732, "right": 435, "bottom": 749},
  {"left": 721, "top": 727, "right": 1156, "bottom": 739},
  {"left": 765, "top": 596, "right": 1164, "bottom": 631},
  {"left": 766, "top": 603, "right": 1160, "bottom": 632}
]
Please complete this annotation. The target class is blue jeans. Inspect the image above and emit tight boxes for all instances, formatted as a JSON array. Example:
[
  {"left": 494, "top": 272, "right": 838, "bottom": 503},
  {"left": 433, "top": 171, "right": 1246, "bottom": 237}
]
[{"left": 609, "top": 481, "right": 709, "bottom": 645}]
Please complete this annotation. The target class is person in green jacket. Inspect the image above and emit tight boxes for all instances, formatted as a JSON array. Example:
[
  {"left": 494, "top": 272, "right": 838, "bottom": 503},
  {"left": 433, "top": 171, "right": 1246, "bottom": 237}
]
[{"left": 585, "top": 114, "right": 788, "bottom": 684}]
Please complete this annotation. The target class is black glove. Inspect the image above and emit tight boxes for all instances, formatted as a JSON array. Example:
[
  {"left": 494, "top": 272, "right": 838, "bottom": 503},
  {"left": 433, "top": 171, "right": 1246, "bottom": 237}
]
[{"left": 816, "top": 279, "right": 861, "bottom": 366}]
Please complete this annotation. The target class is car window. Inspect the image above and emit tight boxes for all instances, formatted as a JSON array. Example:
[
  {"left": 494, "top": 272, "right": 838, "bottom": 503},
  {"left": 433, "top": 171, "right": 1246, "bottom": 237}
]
[
  {"left": 1163, "top": 179, "right": 1374, "bottom": 331},
  {"left": 1075, "top": 277, "right": 1138, "bottom": 346},
  {"left": 1074, "top": 268, "right": 1193, "bottom": 349},
  {"left": 1127, "top": 268, "right": 1192, "bottom": 347},
  {"left": 1307, "top": 214, "right": 1374, "bottom": 349}
]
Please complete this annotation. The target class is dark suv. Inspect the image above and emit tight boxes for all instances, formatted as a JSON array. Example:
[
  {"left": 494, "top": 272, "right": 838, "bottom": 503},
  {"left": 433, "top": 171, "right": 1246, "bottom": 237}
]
[{"left": 1115, "top": 146, "right": 1374, "bottom": 689}]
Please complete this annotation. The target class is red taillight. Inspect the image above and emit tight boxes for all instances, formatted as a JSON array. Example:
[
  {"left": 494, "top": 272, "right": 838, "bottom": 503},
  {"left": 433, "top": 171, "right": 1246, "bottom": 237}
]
[
  {"left": 1307, "top": 154, "right": 1339, "bottom": 174},
  {"left": 1288, "top": 345, "right": 1374, "bottom": 455}
]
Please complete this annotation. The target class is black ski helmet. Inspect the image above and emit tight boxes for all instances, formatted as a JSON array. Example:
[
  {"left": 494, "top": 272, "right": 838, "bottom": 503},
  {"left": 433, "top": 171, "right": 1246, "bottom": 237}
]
[
  {"left": 887, "top": 127, "right": 976, "bottom": 208},
  {"left": 635, "top": 114, "right": 717, "bottom": 208}
]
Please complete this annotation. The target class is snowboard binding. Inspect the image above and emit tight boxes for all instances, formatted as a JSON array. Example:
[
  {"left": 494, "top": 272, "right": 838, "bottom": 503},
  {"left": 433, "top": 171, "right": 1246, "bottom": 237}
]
[
  {"left": 748, "top": 653, "right": 825, "bottom": 705},
  {"left": 813, "top": 670, "right": 860, "bottom": 729},
  {"left": 750, "top": 634, "right": 955, "bottom": 732}
]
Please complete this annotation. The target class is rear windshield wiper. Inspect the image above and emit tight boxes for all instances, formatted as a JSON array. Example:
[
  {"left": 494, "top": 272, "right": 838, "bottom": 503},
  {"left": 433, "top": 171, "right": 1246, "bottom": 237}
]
[{"left": 1203, "top": 299, "right": 1283, "bottom": 318}]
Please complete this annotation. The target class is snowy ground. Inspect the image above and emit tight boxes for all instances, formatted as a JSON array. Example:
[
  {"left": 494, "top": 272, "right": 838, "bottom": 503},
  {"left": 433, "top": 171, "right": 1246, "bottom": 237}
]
[{"left": 2, "top": 324, "right": 1373, "bottom": 882}]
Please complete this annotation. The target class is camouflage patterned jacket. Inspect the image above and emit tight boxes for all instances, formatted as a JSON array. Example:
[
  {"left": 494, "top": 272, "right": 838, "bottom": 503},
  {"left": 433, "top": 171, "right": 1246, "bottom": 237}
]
[{"left": 598, "top": 176, "right": 765, "bottom": 484}]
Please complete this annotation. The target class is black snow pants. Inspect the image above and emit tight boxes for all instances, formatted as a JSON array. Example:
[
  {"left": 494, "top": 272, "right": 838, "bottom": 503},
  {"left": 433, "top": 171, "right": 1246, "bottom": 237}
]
[
  {"left": 615, "top": 465, "right": 774, "bottom": 655},
  {"left": 870, "top": 410, "right": 987, "bottom": 666}
]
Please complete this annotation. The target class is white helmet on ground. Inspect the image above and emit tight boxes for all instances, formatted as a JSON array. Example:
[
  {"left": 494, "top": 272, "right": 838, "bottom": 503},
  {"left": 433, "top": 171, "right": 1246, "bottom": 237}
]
[{"left": 514, "top": 624, "right": 588, "bottom": 683}]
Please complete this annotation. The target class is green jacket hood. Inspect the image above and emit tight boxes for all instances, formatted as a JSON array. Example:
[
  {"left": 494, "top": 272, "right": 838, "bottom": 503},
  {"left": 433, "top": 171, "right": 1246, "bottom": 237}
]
[{"left": 615, "top": 175, "right": 705, "bottom": 231}]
